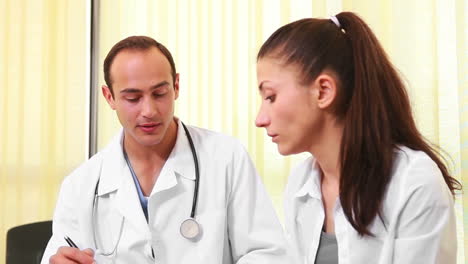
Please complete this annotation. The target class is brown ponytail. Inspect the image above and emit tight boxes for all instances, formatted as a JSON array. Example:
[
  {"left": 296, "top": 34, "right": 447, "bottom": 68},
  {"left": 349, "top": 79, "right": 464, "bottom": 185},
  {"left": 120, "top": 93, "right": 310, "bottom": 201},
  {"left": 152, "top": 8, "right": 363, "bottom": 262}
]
[{"left": 258, "top": 12, "right": 461, "bottom": 236}]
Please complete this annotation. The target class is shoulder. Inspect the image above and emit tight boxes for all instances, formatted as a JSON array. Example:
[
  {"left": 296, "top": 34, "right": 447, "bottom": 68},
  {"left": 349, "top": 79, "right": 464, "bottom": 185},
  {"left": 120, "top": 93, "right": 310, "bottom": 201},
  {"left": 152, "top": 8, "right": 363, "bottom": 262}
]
[
  {"left": 65, "top": 130, "right": 121, "bottom": 179},
  {"left": 61, "top": 133, "right": 121, "bottom": 192},
  {"left": 62, "top": 150, "right": 104, "bottom": 188},
  {"left": 185, "top": 124, "right": 248, "bottom": 156},
  {"left": 65, "top": 130, "right": 123, "bottom": 182},
  {"left": 393, "top": 146, "right": 444, "bottom": 187},
  {"left": 390, "top": 146, "right": 452, "bottom": 206}
]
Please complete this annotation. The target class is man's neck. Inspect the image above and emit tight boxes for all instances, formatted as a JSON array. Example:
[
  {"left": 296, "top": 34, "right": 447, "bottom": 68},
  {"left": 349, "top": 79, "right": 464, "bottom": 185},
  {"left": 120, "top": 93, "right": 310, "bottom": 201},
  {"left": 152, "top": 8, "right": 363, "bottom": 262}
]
[
  {"left": 124, "top": 119, "right": 178, "bottom": 160},
  {"left": 123, "top": 119, "right": 179, "bottom": 196}
]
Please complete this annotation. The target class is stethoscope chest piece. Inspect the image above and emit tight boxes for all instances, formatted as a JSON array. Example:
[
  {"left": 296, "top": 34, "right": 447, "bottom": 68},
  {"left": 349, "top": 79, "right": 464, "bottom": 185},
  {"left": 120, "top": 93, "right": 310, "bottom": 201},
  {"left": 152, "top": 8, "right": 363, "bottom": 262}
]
[{"left": 180, "top": 218, "right": 201, "bottom": 240}]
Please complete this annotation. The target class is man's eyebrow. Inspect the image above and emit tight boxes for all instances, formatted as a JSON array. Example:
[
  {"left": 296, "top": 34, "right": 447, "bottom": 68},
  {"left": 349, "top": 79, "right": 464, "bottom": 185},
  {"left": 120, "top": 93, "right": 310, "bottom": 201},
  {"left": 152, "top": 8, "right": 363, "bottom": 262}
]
[
  {"left": 150, "top": 81, "right": 170, "bottom": 90},
  {"left": 120, "top": 81, "right": 171, "bottom": 94},
  {"left": 120, "top": 88, "right": 141, "bottom": 94}
]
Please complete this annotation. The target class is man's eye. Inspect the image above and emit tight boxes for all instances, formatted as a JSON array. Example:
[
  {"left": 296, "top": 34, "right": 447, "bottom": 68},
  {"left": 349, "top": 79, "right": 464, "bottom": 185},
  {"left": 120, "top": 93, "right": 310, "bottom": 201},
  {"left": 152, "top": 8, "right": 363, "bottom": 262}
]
[{"left": 126, "top": 97, "right": 140, "bottom": 102}]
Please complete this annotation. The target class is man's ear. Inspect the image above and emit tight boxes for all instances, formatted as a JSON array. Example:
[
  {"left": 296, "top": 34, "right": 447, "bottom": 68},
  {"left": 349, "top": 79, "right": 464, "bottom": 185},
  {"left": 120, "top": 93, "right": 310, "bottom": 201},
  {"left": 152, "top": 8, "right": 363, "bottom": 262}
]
[
  {"left": 174, "top": 73, "right": 180, "bottom": 100},
  {"left": 102, "top": 85, "right": 116, "bottom": 110},
  {"left": 313, "top": 73, "right": 338, "bottom": 110}
]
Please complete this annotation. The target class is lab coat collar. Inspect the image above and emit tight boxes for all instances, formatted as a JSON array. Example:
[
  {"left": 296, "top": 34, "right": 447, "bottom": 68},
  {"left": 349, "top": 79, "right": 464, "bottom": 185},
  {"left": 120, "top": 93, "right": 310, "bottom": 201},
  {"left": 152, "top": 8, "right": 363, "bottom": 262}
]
[
  {"left": 97, "top": 118, "right": 196, "bottom": 197},
  {"left": 94, "top": 118, "right": 197, "bottom": 239},
  {"left": 168, "top": 118, "right": 197, "bottom": 181},
  {"left": 96, "top": 131, "right": 151, "bottom": 238},
  {"left": 97, "top": 131, "right": 127, "bottom": 196},
  {"left": 149, "top": 118, "right": 197, "bottom": 195},
  {"left": 294, "top": 159, "right": 322, "bottom": 200}
]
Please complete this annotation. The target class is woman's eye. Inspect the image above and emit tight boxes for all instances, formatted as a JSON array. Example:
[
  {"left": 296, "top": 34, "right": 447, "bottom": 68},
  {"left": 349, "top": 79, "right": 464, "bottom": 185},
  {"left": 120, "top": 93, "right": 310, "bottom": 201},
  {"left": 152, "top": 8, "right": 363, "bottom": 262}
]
[{"left": 265, "top": 95, "right": 276, "bottom": 102}]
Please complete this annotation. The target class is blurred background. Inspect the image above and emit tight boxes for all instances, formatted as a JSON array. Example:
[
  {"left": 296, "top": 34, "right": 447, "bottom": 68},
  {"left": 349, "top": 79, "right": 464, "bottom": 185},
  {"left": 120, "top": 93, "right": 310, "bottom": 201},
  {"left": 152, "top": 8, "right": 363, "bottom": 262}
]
[{"left": 1, "top": 0, "right": 467, "bottom": 262}]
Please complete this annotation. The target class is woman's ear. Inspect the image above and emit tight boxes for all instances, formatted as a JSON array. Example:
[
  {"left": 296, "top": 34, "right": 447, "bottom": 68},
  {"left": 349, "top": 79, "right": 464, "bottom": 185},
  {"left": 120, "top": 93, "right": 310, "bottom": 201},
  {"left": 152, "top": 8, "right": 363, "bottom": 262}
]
[{"left": 313, "top": 72, "right": 338, "bottom": 109}]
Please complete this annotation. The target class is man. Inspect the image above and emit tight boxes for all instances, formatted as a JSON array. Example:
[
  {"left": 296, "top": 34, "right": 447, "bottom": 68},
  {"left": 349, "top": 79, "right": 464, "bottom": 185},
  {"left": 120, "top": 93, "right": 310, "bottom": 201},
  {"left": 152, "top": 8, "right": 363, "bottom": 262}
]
[{"left": 41, "top": 36, "right": 290, "bottom": 263}]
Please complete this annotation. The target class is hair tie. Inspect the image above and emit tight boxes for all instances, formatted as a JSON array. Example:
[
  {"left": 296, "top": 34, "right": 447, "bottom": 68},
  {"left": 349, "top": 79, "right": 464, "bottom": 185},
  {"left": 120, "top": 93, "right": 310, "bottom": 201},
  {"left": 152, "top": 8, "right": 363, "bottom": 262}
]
[{"left": 330, "top": 16, "right": 341, "bottom": 28}]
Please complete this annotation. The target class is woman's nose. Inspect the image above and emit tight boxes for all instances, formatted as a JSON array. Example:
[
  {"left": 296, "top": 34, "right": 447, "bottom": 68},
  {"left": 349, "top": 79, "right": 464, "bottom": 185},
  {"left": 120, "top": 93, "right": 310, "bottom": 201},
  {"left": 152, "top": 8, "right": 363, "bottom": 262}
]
[{"left": 255, "top": 108, "right": 270, "bottom": 128}]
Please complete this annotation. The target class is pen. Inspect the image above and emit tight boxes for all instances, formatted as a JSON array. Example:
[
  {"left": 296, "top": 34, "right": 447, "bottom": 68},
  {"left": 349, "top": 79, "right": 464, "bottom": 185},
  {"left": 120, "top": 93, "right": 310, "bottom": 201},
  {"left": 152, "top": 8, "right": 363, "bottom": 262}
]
[{"left": 64, "top": 236, "right": 79, "bottom": 248}]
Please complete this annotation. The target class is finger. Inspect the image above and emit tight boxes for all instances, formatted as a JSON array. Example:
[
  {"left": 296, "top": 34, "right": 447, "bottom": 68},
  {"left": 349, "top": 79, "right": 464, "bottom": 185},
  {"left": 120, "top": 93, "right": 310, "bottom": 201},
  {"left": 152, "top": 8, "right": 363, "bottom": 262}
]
[
  {"left": 50, "top": 256, "right": 79, "bottom": 264},
  {"left": 54, "top": 246, "right": 95, "bottom": 263},
  {"left": 82, "top": 248, "right": 95, "bottom": 257},
  {"left": 50, "top": 247, "right": 78, "bottom": 264},
  {"left": 49, "top": 249, "right": 79, "bottom": 264}
]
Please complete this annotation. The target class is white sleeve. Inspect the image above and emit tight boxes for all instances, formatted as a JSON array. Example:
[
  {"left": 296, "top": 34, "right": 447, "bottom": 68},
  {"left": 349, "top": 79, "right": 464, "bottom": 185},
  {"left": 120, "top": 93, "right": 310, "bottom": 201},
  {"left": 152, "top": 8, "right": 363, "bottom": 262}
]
[
  {"left": 226, "top": 144, "right": 293, "bottom": 264},
  {"left": 392, "top": 156, "right": 457, "bottom": 264},
  {"left": 40, "top": 176, "right": 80, "bottom": 264}
]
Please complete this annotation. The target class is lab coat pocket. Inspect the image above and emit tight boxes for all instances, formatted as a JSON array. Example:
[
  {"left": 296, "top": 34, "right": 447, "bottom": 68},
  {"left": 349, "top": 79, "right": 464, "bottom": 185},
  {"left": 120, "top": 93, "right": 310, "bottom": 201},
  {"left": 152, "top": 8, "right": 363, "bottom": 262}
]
[{"left": 194, "top": 209, "right": 227, "bottom": 263}]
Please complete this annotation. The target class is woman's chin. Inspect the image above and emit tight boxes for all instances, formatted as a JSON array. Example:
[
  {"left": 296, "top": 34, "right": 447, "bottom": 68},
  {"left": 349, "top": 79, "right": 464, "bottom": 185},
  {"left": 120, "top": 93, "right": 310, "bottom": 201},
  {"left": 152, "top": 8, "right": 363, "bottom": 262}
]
[
  {"left": 278, "top": 143, "right": 306, "bottom": 156},
  {"left": 277, "top": 145, "right": 294, "bottom": 156}
]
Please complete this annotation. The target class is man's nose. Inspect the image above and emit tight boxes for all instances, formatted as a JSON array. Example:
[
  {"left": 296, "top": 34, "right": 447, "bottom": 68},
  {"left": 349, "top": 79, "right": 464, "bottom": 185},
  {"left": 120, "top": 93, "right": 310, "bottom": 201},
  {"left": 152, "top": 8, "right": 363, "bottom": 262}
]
[{"left": 141, "top": 98, "right": 156, "bottom": 118}]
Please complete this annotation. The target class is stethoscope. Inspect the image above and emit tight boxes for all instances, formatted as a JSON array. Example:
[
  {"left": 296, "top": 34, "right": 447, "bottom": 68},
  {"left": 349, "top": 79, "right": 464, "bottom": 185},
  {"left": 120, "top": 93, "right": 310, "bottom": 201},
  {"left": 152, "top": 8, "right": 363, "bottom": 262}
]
[{"left": 91, "top": 122, "right": 201, "bottom": 256}]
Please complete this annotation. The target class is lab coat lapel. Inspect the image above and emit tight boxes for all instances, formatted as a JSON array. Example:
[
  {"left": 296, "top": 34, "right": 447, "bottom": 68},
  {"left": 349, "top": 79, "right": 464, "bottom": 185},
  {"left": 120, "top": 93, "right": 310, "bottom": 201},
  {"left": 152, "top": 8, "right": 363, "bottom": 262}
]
[
  {"left": 114, "top": 168, "right": 151, "bottom": 239},
  {"left": 171, "top": 120, "right": 196, "bottom": 181},
  {"left": 151, "top": 120, "right": 196, "bottom": 196},
  {"left": 147, "top": 120, "right": 195, "bottom": 230},
  {"left": 296, "top": 200, "right": 319, "bottom": 259},
  {"left": 98, "top": 121, "right": 196, "bottom": 239},
  {"left": 77, "top": 157, "right": 102, "bottom": 248},
  {"left": 98, "top": 131, "right": 151, "bottom": 239},
  {"left": 294, "top": 164, "right": 322, "bottom": 260}
]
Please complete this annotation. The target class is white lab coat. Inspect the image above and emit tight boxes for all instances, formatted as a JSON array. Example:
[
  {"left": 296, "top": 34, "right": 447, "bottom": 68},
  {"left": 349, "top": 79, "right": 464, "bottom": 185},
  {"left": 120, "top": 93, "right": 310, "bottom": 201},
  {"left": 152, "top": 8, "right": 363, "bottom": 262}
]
[
  {"left": 284, "top": 146, "right": 457, "bottom": 264},
  {"left": 41, "top": 120, "right": 291, "bottom": 264}
]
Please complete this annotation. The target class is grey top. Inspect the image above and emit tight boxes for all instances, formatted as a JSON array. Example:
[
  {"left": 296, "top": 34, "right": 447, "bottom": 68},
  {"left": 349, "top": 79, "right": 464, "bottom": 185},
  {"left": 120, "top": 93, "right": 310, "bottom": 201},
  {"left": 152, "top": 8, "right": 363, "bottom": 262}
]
[{"left": 314, "top": 231, "right": 338, "bottom": 264}]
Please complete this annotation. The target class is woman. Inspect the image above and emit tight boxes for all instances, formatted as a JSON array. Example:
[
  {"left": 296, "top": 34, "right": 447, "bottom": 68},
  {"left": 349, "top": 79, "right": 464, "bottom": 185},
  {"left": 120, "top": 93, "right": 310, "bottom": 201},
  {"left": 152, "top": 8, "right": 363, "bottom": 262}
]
[{"left": 255, "top": 12, "right": 460, "bottom": 264}]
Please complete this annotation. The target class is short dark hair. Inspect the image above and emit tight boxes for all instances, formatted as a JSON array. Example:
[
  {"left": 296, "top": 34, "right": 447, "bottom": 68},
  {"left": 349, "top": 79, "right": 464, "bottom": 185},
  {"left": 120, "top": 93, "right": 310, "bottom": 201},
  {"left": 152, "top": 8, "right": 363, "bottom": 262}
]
[{"left": 103, "top": 36, "right": 177, "bottom": 96}]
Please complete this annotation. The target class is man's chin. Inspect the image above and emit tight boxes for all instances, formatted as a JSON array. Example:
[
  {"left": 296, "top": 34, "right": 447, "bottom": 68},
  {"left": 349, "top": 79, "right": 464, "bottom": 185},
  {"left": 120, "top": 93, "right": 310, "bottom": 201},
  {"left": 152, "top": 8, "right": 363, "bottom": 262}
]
[{"left": 135, "top": 135, "right": 163, "bottom": 147}]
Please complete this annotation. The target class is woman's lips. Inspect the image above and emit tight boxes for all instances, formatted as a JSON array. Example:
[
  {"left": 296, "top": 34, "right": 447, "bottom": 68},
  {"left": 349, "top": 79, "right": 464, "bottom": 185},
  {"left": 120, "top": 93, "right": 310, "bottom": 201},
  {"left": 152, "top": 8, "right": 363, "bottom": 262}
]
[{"left": 268, "top": 133, "right": 279, "bottom": 142}]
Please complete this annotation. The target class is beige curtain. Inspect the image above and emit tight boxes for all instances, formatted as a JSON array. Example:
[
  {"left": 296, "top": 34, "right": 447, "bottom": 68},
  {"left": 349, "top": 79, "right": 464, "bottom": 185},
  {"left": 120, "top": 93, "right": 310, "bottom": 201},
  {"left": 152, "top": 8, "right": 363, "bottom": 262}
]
[
  {"left": 1, "top": 0, "right": 466, "bottom": 262},
  {"left": 0, "top": 0, "right": 89, "bottom": 261},
  {"left": 96, "top": 0, "right": 467, "bottom": 262}
]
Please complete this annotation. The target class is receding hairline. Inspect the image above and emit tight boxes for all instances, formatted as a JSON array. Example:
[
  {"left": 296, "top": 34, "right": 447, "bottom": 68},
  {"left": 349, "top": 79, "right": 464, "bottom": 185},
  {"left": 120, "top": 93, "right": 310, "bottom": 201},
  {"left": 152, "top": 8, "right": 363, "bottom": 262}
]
[{"left": 107, "top": 46, "right": 175, "bottom": 86}]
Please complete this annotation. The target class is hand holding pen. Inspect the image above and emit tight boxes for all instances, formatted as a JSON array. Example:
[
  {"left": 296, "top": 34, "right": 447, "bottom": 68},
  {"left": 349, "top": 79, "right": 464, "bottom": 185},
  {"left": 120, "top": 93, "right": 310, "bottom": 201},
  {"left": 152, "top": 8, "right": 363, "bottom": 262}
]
[{"left": 47, "top": 236, "right": 96, "bottom": 264}]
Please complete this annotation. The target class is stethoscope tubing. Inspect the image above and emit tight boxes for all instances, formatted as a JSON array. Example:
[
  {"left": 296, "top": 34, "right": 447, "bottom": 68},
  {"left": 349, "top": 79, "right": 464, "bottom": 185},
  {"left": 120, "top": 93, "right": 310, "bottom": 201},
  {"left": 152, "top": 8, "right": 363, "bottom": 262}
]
[
  {"left": 181, "top": 122, "right": 200, "bottom": 218},
  {"left": 91, "top": 122, "right": 201, "bottom": 254}
]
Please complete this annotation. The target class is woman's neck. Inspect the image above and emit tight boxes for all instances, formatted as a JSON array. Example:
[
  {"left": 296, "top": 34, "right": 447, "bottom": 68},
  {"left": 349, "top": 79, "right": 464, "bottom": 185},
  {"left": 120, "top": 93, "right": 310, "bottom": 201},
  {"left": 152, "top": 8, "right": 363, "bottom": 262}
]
[{"left": 310, "top": 118, "right": 343, "bottom": 183}]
